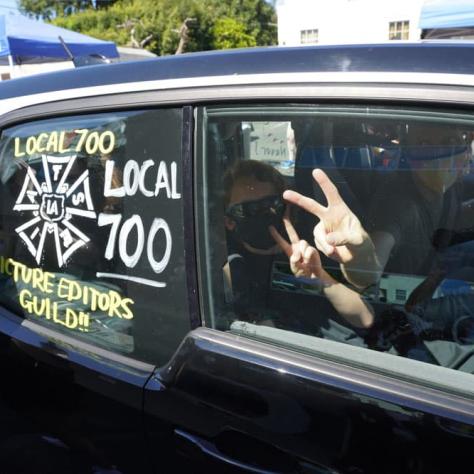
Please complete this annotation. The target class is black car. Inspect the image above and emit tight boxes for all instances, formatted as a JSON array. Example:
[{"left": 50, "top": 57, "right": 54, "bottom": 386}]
[{"left": 0, "top": 42, "right": 473, "bottom": 474}]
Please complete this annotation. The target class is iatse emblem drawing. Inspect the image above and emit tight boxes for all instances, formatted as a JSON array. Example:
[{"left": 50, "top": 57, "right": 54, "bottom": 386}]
[{"left": 13, "top": 155, "right": 96, "bottom": 266}]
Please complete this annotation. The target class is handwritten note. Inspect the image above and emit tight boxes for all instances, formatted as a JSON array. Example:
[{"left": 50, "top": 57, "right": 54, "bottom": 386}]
[{"left": 0, "top": 256, "right": 134, "bottom": 332}]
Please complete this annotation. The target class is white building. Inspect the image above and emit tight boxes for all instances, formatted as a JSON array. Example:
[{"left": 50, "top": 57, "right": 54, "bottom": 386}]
[{"left": 277, "top": 0, "right": 425, "bottom": 46}]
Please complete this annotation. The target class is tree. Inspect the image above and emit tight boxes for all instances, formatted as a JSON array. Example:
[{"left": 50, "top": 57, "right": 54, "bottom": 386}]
[
  {"left": 175, "top": 18, "right": 198, "bottom": 55},
  {"left": 19, "top": 0, "right": 119, "bottom": 21},
  {"left": 49, "top": 0, "right": 277, "bottom": 55},
  {"left": 206, "top": 0, "right": 277, "bottom": 48},
  {"left": 211, "top": 18, "right": 257, "bottom": 50}
]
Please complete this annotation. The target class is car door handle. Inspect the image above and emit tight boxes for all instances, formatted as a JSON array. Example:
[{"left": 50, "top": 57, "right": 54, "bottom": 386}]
[{"left": 175, "top": 429, "right": 288, "bottom": 474}]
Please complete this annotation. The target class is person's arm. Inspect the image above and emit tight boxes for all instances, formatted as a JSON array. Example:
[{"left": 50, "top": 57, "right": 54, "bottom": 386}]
[
  {"left": 318, "top": 268, "right": 374, "bottom": 328},
  {"left": 270, "top": 213, "right": 374, "bottom": 329},
  {"left": 340, "top": 230, "right": 395, "bottom": 289}
]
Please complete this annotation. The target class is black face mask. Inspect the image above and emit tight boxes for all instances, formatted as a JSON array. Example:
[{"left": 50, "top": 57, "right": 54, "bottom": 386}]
[{"left": 226, "top": 194, "right": 286, "bottom": 250}]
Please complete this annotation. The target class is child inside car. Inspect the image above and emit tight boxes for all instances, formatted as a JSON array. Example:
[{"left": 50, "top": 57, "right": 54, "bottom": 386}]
[{"left": 223, "top": 159, "right": 374, "bottom": 333}]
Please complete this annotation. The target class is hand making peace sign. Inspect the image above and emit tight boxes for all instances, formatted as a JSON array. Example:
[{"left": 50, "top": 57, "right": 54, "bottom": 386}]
[
  {"left": 269, "top": 209, "right": 323, "bottom": 280},
  {"left": 270, "top": 192, "right": 376, "bottom": 329},
  {"left": 282, "top": 169, "right": 368, "bottom": 264}
]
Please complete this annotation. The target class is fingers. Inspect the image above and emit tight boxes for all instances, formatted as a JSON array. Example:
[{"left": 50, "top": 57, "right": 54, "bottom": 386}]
[
  {"left": 283, "top": 169, "right": 342, "bottom": 218},
  {"left": 326, "top": 230, "right": 349, "bottom": 247},
  {"left": 269, "top": 225, "right": 292, "bottom": 257},
  {"left": 313, "top": 221, "right": 335, "bottom": 256},
  {"left": 304, "top": 245, "right": 322, "bottom": 275},
  {"left": 282, "top": 212, "right": 300, "bottom": 245},
  {"left": 312, "top": 168, "right": 341, "bottom": 206},
  {"left": 283, "top": 189, "right": 326, "bottom": 218},
  {"left": 296, "top": 240, "right": 311, "bottom": 265},
  {"left": 290, "top": 246, "right": 302, "bottom": 268},
  {"left": 290, "top": 240, "right": 307, "bottom": 275},
  {"left": 303, "top": 244, "right": 315, "bottom": 263},
  {"left": 291, "top": 241, "right": 322, "bottom": 278}
]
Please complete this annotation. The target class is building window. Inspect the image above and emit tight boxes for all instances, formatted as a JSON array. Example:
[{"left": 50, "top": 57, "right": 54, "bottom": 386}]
[
  {"left": 389, "top": 21, "right": 409, "bottom": 40},
  {"left": 300, "top": 29, "right": 318, "bottom": 44}
]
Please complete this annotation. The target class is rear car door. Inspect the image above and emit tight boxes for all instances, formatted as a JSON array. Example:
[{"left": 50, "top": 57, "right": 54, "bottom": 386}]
[{"left": 0, "top": 99, "right": 191, "bottom": 473}]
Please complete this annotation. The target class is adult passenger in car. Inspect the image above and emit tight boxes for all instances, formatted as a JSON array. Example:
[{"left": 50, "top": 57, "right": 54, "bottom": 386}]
[
  {"left": 283, "top": 124, "right": 474, "bottom": 367},
  {"left": 283, "top": 123, "right": 471, "bottom": 290}
]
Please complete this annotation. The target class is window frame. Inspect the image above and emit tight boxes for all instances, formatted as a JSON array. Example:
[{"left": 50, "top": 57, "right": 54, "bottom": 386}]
[
  {"left": 194, "top": 101, "right": 474, "bottom": 401},
  {"left": 0, "top": 93, "right": 199, "bottom": 368}
]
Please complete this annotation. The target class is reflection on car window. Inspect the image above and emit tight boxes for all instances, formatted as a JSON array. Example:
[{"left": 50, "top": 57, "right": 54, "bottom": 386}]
[
  {"left": 201, "top": 105, "right": 474, "bottom": 375},
  {"left": 243, "top": 121, "right": 296, "bottom": 176},
  {"left": 0, "top": 109, "right": 190, "bottom": 363}
]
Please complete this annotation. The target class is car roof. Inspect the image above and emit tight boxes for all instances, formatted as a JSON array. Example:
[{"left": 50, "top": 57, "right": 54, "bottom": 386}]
[{"left": 1, "top": 42, "right": 474, "bottom": 101}]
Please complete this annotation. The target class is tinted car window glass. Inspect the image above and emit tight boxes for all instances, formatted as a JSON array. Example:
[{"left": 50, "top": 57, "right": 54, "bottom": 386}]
[
  {"left": 198, "top": 105, "right": 474, "bottom": 381},
  {"left": 0, "top": 109, "right": 190, "bottom": 363},
  {"left": 242, "top": 121, "right": 296, "bottom": 176}
]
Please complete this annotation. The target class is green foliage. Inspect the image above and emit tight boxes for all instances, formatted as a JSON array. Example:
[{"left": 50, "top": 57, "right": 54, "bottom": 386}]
[
  {"left": 19, "top": 1, "right": 119, "bottom": 21},
  {"left": 45, "top": 0, "right": 277, "bottom": 54},
  {"left": 211, "top": 18, "right": 257, "bottom": 50},
  {"left": 207, "top": 0, "right": 277, "bottom": 47}
]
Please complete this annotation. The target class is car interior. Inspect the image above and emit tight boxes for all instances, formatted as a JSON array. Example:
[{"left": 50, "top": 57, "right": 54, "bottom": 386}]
[{"left": 203, "top": 105, "right": 474, "bottom": 372}]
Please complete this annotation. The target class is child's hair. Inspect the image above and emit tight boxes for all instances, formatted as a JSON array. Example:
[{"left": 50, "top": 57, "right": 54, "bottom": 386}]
[{"left": 223, "top": 160, "right": 287, "bottom": 207}]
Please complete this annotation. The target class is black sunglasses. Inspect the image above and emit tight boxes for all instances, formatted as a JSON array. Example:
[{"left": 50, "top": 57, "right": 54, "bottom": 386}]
[{"left": 226, "top": 194, "right": 285, "bottom": 219}]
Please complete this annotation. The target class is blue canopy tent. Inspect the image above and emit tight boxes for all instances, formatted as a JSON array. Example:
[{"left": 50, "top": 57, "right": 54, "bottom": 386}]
[
  {"left": 419, "top": 0, "right": 474, "bottom": 39},
  {"left": 0, "top": 14, "right": 118, "bottom": 67}
]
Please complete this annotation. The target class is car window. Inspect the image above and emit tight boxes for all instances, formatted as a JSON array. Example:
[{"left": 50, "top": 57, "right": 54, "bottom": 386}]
[
  {"left": 197, "top": 104, "right": 474, "bottom": 393},
  {"left": 0, "top": 109, "right": 191, "bottom": 364},
  {"left": 242, "top": 120, "right": 296, "bottom": 176}
]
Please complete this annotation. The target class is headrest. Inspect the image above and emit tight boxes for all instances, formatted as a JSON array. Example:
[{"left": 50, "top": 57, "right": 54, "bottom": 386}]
[{"left": 403, "top": 145, "right": 469, "bottom": 161}]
